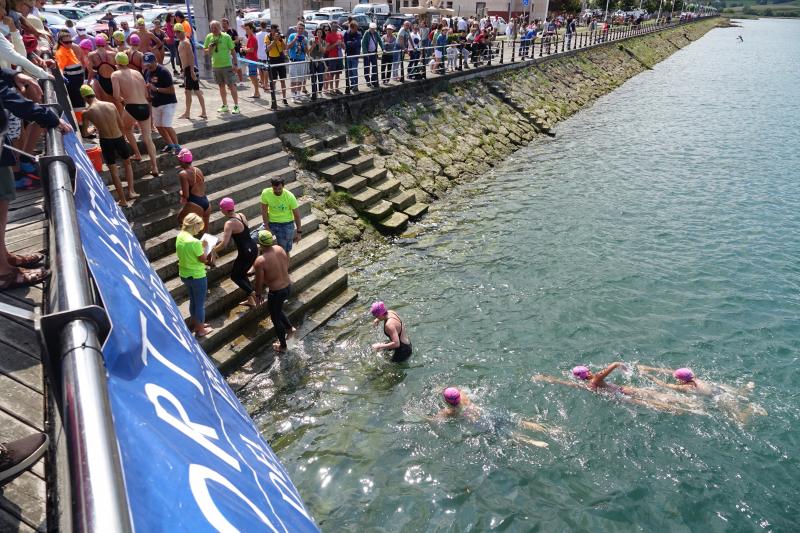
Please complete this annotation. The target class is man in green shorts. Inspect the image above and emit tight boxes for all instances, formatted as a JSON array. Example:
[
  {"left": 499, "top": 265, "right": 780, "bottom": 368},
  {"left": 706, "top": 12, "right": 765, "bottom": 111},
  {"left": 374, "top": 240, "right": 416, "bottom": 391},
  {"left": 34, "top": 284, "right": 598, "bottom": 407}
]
[
  {"left": 203, "top": 20, "right": 240, "bottom": 114},
  {"left": 260, "top": 177, "right": 302, "bottom": 254}
]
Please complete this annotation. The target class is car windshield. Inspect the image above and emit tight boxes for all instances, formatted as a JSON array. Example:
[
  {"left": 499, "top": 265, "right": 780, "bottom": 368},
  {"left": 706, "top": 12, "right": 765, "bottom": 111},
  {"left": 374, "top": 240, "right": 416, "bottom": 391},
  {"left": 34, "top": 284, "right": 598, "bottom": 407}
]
[{"left": 43, "top": 12, "right": 68, "bottom": 24}]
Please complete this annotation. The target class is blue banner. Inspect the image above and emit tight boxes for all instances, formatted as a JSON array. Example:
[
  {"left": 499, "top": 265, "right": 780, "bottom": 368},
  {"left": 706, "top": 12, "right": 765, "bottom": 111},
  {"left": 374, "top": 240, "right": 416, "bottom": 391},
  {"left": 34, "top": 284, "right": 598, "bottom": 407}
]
[{"left": 65, "top": 132, "right": 318, "bottom": 533}]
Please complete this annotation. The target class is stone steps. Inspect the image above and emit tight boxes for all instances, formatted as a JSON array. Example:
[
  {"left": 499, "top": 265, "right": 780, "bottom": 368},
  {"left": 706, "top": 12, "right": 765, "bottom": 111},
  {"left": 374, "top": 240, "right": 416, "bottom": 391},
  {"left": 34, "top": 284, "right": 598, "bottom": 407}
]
[
  {"left": 350, "top": 186, "right": 383, "bottom": 210},
  {"left": 109, "top": 122, "right": 279, "bottom": 190},
  {"left": 388, "top": 189, "right": 416, "bottom": 211},
  {"left": 334, "top": 144, "right": 361, "bottom": 161},
  {"left": 372, "top": 177, "right": 401, "bottom": 196},
  {"left": 319, "top": 162, "right": 353, "bottom": 182},
  {"left": 139, "top": 181, "right": 305, "bottom": 262},
  {"left": 376, "top": 211, "right": 409, "bottom": 233},
  {"left": 306, "top": 150, "right": 340, "bottom": 171},
  {"left": 404, "top": 202, "right": 430, "bottom": 220},
  {"left": 125, "top": 145, "right": 289, "bottom": 220},
  {"left": 164, "top": 226, "right": 328, "bottom": 301},
  {"left": 360, "top": 167, "right": 388, "bottom": 184},
  {"left": 363, "top": 199, "right": 394, "bottom": 221},
  {"left": 131, "top": 165, "right": 296, "bottom": 243},
  {"left": 333, "top": 175, "right": 368, "bottom": 194},
  {"left": 199, "top": 249, "right": 342, "bottom": 357},
  {"left": 210, "top": 267, "right": 351, "bottom": 372}
]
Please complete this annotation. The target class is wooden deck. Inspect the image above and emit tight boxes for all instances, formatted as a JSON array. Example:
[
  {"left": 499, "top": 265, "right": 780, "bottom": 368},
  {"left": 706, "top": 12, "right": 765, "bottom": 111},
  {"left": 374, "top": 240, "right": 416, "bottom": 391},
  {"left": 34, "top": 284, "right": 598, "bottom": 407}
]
[{"left": 0, "top": 185, "right": 48, "bottom": 532}]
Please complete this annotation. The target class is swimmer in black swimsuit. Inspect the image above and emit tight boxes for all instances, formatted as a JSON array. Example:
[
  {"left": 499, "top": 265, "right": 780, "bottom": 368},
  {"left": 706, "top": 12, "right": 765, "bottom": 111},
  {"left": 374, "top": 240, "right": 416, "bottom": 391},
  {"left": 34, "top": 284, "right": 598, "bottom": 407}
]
[
  {"left": 370, "top": 301, "right": 412, "bottom": 362},
  {"left": 176, "top": 148, "right": 210, "bottom": 231},
  {"left": 90, "top": 38, "right": 116, "bottom": 97}
]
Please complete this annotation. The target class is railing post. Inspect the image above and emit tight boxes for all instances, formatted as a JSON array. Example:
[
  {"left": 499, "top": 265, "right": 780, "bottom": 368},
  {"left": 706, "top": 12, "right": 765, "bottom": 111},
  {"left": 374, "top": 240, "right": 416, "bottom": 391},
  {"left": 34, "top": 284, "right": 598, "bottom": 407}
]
[
  {"left": 344, "top": 49, "right": 351, "bottom": 94},
  {"left": 511, "top": 38, "right": 516, "bottom": 62},
  {"left": 310, "top": 58, "right": 317, "bottom": 101},
  {"left": 400, "top": 48, "right": 405, "bottom": 82},
  {"left": 268, "top": 64, "right": 277, "bottom": 110},
  {"left": 40, "top": 58, "right": 133, "bottom": 533},
  {"left": 500, "top": 39, "right": 504, "bottom": 64}
]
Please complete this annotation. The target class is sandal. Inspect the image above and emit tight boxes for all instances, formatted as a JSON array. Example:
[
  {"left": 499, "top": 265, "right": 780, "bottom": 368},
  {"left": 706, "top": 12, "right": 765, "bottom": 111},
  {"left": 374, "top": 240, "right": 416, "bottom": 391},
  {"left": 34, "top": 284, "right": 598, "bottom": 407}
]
[
  {"left": 0, "top": 267, "right": 50, "bottom": 290},
  {"left": 7, "top": 253, "right": 44, "bottom": 268}
]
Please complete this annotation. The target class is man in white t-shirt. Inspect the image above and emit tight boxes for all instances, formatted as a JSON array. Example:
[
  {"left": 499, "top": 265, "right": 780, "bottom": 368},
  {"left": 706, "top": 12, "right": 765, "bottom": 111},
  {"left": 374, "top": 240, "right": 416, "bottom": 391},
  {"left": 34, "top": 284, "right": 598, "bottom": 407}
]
[
  {"left": 235, "top": 9, "right": 245, "bottom": 37},
  {"left": 255, "top": 20, "right": 269, "bottom": 90}
]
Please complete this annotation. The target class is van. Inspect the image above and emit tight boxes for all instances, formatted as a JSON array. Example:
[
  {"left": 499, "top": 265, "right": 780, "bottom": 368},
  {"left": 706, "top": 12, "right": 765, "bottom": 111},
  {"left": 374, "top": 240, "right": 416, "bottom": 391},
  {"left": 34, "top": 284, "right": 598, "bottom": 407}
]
[
  {"left": 352, "top": 3, "right": 390, "bottom": 18},
  {"left": 319, "top": 7, "right": 345, "bottom": 15}
]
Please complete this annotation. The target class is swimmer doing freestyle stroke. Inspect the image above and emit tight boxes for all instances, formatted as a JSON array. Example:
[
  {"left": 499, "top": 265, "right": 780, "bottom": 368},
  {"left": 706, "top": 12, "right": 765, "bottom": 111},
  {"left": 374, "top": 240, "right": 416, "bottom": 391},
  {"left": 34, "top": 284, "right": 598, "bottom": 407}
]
[
  {"left": 638, "top": 365, "right": 767, "bottom": 424},
  {"left": 533, "top": 362, "right": 703, "bottom": 414},
  {"left": 430, "top": 387, "right": 558, "bottom": 448}
]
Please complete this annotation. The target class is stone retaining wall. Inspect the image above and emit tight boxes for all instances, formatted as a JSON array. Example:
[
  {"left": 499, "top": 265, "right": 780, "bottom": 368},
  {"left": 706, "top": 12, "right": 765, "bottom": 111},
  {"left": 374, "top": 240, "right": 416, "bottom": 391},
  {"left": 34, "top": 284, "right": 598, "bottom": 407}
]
[{"left": 287, "top": 18, "right": 722, "bottom": 248}]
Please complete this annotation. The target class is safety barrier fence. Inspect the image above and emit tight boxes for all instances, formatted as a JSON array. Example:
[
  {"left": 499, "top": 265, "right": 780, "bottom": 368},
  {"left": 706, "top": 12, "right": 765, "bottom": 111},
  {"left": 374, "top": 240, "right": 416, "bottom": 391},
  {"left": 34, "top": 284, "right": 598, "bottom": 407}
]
[{"left": 227, "top": 15, "right": 715, "bottom": 111}]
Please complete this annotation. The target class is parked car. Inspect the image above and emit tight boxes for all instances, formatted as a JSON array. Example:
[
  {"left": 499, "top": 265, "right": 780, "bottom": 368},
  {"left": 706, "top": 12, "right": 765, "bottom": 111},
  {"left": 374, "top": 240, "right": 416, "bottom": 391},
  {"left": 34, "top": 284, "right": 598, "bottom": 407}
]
[
  {"left": 243, "top": 9, "right": 270, "bottom": 22},
  {"left": 90, "top": 1, "right": 136, "bottom": 14},
  {"left": 337, "top": 13, "right": 370, "bottom": 32},
  {"left": 309, "top": 12, "right": 337, "bottom": 22},
  {"left": 65, "top": 1, "right": 98, "bottom": 9},
  {"left": 352, "top": 3, "right": 391, "bottom": 19},
  {"left": 318, "top": 7, "right": 345, "bottom": 15},
  {"left": 43, "top": 5, "right": 90, "bottom": 21},
  {"left": 41, "top": 11, "right": 70, "bottom": 33},
  {"left": 383, "top": 14, "right": 413, "bottom": 31}
]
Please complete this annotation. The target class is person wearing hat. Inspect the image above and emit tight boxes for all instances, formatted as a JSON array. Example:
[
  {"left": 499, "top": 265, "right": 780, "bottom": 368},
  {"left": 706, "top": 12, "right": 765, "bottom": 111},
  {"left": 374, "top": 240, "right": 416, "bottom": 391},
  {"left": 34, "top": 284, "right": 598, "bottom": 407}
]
[
  {"left": 88, "top": 34, "right": 116, "bottom": 101},
  {"left": 175, "top": 22, "right": 207, "bottom": 120},
  {"left": 75, "top": 25, "right": 94, "bottom": 50},
  {"left": 176, "top": 212, "right": 213, "bottom": 338},
  {"left": 125, "top": 32, "right": 144, "bottom": 72},
  {"left": 0, "top": 11, "right": 51, "bottom": 80},
  {"left": 79, "top": 84, "right": 137, "bottom": 207},
  {"left": 253, "top": 230, "right": 295, "bottom": 352},
  {"left": 142, "top": 52, "right": 179, "bottom": 154},
  {"left": 176, "top": 148, "right": 209, "bottom": 232},
  {"left": 360, "top": 22, "right": 383, "bottom": 88},
  {"left": 175, "top": 11, "right": 192, "bottom": 39},
  {"left": 380, "top": 24, "right": 397, "bottom": 85},
  {"left": 135, "top": 17, "right": 162, "bottom": 57},
  {"left": 111, "top": 30, "right": 126, "bottom": 51},
  {"left": 203, "top": 19, "right": 240, "bottom": 114},
  {"left": 213, "top": 197, "right": 258, "bottom": 308},
  {"left": 369, "top": 301, "right": 412, "bottom": 362},
  {"left": 111, "top": 50, "right": 160, "bottom": 177},
  {"left": 260, "top": 176, "right": 301, "bottom": 254}
]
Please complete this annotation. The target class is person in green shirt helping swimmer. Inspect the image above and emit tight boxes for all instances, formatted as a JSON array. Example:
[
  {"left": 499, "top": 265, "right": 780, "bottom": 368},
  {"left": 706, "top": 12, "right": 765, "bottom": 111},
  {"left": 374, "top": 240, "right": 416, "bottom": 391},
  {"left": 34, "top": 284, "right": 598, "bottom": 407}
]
[
  {"left": 203, "top": 20, "right": 240, "bottom": 114},
  {"left": 175, "top": 213, "right": 213, "bottom": 337},
  {"left": 260, "top": 176, "right": 302, "bottom": 254}
]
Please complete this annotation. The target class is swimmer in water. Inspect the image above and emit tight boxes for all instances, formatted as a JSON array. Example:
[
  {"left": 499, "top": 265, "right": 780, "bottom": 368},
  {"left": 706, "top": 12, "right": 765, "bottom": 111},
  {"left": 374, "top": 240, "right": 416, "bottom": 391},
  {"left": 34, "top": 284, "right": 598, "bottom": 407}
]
[
  {"left": 370, "top": 301, "right": 412, "bottom": 363},
  {"left": 430, "top": 387, "right": 555, "bottom": 448},
  {"left": 638, "top": 365, "right": 766, "bottom": 423},
  {"left": 533, "top": 363, "right": 702, "bottom": 414}
]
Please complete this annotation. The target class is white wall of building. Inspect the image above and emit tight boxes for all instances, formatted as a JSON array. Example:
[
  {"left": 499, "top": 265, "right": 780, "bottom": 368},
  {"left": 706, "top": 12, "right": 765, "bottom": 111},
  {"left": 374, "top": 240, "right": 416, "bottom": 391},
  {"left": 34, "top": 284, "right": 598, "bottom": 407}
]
[{"left": 321, "top": 0, "right": 548, "bottom": 20}]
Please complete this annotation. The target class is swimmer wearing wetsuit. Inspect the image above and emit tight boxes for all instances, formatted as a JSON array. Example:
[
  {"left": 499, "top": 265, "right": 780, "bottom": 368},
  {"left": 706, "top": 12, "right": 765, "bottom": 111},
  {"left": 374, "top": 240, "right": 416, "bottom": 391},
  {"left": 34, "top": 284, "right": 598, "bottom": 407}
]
[
  {"left": 370, "top": 301, "right": 412, "bottom": 362},
  {"left": 176, "top": 149, "right": 210, "bottom": 232}
]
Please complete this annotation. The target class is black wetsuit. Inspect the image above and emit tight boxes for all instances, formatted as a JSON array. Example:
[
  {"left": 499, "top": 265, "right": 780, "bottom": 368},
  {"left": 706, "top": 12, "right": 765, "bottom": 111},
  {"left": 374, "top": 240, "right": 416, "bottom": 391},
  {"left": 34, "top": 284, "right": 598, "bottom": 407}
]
[
  {"left": 229, "top": 214, "right": 257, "bottom": 295},
  {"left": 385, "top": 311, "right": 412, "bottom": 362}
]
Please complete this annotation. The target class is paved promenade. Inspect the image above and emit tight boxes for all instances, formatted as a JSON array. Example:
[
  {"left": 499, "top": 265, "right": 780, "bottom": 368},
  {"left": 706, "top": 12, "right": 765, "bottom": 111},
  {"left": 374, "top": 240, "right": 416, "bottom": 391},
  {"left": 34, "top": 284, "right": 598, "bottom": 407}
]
[{"left": 0, "top": 188, "right": 47, "bottom": 531}]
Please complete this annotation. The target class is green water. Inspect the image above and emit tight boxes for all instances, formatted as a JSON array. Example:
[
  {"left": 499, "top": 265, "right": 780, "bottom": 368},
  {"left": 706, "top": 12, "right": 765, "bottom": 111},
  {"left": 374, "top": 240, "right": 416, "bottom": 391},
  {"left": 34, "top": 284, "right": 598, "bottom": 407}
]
[{"left": 240, "top": 19, "right": 800, "bottom": 531}]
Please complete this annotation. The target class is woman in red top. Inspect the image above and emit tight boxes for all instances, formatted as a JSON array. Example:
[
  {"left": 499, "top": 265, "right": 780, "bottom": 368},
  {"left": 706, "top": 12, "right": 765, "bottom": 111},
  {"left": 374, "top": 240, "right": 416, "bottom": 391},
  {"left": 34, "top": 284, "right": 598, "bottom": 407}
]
[
  {"left": 242, "top": 22, "right": 260, "bottom": 98},
  {"left": 323, "top": 24, "right": 343, "bottom": 95}
]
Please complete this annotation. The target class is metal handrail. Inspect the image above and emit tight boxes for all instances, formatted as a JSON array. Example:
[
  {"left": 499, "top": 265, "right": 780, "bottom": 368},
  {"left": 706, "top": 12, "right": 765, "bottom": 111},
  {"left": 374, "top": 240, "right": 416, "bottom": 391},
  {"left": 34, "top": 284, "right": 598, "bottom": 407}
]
[
  {"left": 39, "top": 55, "right": 133, "bottom": 532},
  {"left": 226, "top": 15, "right": 714, "bottom": 110}
]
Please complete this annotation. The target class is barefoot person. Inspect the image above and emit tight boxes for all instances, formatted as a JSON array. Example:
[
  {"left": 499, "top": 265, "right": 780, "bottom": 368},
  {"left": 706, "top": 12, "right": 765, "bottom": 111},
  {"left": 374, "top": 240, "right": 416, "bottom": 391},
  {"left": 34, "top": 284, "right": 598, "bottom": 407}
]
[
  {"left": 175, "top": 23, "right": 207, "bottom": 119},
  {"left": 253, "top": 230, "right": 295, "bottom": 353},
  {"left": 110, "top": 51, "right": 159, "bottom": 176},
  {"left": 260, "top": 176, "right": 302, "bottom": 254},
  {"left": 88, "top": 34, "right": 116, "bottom": 102},
  {"left": 638, "top": 365, "right": 767, "bottom": 423},
  {"left": 79, "top": 84, "right": 137, "bottom": 206},
  {"left": 370, "top": 301, "right": 412, "bottom": 362},
  {"left": 142, "top": 52, "right": 180, "bottom": 154},
  {"left": 176, "top": 213, "right": 212, "bottom": 337},
  {"left": 431, "top": 387, "right": 553, "bottom": 448},
  {"left": 213, "top": 197, "right": 258, "bottom": 308},
  {"left": 176, "top": 149, "right": 209, "bottom": 231}
]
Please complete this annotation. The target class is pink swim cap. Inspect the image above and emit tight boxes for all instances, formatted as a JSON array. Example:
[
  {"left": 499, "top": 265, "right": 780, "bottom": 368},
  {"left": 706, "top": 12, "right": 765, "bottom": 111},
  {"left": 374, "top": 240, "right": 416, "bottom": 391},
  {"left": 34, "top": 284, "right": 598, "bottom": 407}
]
[
  {"left": 370, "top": 301, "right": 387, "bottom": 317},
  {"left": 572, "top": 366, "right": 591, "bottom": 380},
  {"left": 129, "top": 33, "right": 141, "bottom": 45},
  {"left": 219, "top": 197, "right": 235, "bottom": 211},
  {"left": 673, "top": 368, "right": 694, "bottom": 382},
  {"left": 95, "top": 35, "right": 107, "bottom": 47},
  {"left": 443, "top": 387, "right": 461, "bottom": 406},
  {"left": 177, "top": 148, "right": 193, "bottom": 163},
  {"left": 79, "top": 39, "right": 93, "bottom": 51}
]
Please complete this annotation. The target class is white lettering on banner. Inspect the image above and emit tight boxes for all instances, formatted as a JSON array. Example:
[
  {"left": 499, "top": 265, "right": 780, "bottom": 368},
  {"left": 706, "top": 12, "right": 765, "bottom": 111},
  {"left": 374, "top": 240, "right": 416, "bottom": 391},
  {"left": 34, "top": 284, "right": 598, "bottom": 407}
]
[
  {"left": 88, "top": 211, "right": 140, "bottom": 278},
  {"left": 123, "top": 275, "right": 193, "bottom": 352},
  {"left": 140, "top": 312, "right": 204, "bottom": 394},
  {"left": 202, "top": 360, "right": 245, "bottom": 415},
  {"left": 145, "top": 383, "right": 241, "bottom": 470},
  {"left": 189, "top": 464, "right": 280, "bottom": 533},
  {"left": 240, "top": 435, "right": 312, "bottom": 522}
]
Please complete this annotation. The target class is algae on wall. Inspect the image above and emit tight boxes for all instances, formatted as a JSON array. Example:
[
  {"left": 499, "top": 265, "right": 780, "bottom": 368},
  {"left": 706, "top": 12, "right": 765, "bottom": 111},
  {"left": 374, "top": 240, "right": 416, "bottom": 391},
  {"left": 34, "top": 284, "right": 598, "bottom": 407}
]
[{"left": 302, "top": 19, "right": 721, "bottom": 247}]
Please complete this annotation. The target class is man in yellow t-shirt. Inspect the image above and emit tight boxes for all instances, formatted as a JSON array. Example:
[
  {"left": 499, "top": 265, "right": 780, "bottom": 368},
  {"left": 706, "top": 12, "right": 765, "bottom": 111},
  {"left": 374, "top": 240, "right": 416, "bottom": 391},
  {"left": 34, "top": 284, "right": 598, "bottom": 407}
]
[
  {"left": 263, "top": 25, "right": 287, "bottom": 104},
  {"left": 260, "top": 176, "right": 302, "bottom": 253}
]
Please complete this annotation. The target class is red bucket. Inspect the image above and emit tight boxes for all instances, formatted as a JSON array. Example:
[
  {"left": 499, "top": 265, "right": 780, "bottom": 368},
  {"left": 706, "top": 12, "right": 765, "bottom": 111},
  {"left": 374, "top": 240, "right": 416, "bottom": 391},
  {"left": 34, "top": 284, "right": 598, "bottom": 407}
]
[{"left": 85, "top": 145, "right": 103, "bottom": 173}]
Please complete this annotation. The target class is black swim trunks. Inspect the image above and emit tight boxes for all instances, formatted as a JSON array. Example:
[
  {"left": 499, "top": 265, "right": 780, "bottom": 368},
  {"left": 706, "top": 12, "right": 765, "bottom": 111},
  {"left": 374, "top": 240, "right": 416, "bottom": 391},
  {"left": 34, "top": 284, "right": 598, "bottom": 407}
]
[
  {"left": 183, "top": 66, "right": 200, "bottom": 91},
  {"left": 99, "top": 136, "right": 133, "bottom": 165},
  {"left": 124, "top": 103, "right": 150, "bottom": 121}
]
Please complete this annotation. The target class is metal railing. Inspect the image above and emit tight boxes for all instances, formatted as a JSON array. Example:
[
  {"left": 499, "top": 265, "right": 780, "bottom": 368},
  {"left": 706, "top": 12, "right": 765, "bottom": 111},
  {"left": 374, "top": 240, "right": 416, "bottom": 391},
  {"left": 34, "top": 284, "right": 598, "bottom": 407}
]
[
  {"left": 38, "top": 56, "right": 132, "bottom": 532},
  {"left": 229, "top": 15, "right": 715, "bottom": 111}
]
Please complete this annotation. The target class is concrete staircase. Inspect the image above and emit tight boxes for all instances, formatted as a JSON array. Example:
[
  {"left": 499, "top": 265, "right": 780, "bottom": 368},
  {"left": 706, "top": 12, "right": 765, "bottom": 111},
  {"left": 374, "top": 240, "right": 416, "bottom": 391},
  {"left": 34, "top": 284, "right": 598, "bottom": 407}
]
[
  {"left": 284, "top": 132, "right": 429, "bottom": 234},
  {"left": 486, "top": 82, "right": 555, "bottom": 136},
  {"left": 109, "top": 115, "right": 357, "bottom": 372}
]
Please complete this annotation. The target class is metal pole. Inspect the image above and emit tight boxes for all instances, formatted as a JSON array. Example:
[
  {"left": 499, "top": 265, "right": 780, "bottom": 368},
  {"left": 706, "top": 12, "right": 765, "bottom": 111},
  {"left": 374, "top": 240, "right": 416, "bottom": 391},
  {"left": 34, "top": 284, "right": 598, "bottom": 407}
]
[{"left": 42, "top": 69, "right": 132, "bottom": 533}]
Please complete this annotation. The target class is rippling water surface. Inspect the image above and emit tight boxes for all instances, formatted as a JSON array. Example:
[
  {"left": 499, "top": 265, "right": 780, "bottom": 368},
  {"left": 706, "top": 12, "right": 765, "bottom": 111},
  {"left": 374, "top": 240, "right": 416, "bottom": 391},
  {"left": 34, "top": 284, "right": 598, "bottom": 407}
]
[{"left": 240, "top": 19, "right": 800, "bottom": 531}]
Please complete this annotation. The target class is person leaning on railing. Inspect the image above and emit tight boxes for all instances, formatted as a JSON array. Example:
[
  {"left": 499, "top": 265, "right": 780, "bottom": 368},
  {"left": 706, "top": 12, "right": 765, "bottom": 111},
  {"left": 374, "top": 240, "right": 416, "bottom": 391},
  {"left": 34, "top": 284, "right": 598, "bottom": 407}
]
[
  {"left": 342, "top": 21, "right": 361, "bottom": 93},
  {"left": 361, "top": 22, "right": 382, "bottom": 89},
  {"left": 0, "top": 67, "right": 73, "bottom": 290}
]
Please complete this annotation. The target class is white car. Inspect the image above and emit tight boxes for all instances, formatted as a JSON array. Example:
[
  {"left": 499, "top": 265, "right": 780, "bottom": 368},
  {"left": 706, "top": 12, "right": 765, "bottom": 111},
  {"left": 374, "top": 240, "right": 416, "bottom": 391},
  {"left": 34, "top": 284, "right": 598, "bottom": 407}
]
[
  {"left": 243, "top": 9, "right": 270, "bottom": 22},
  {"left": 43, "top": 5, "right": 91, "bottom": 21},
  {"left": 90, "top": 1, "right": 136, "bottom": 14},
  {"left": 40, "top": 11, "right": 70, "bottom": 33}
]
